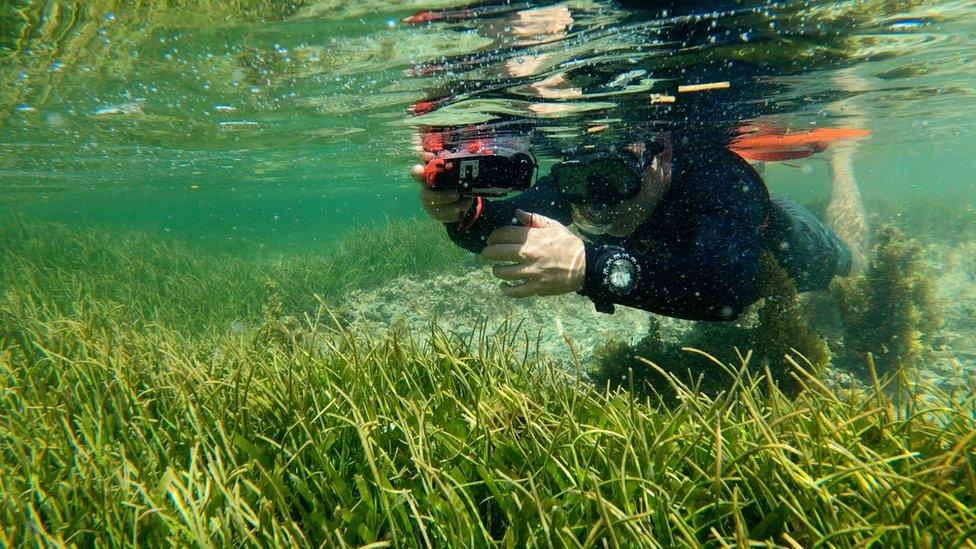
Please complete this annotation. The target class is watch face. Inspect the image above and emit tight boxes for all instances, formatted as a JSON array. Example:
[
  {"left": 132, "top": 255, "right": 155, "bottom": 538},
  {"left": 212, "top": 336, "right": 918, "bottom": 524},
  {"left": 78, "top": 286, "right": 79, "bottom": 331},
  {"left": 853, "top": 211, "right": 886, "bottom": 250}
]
[
  {"left": 608, "top": 258, "right": 635, "bottom": 291},
  {"left": 598, "top": 247, "right": 640, "bottom": 296}
]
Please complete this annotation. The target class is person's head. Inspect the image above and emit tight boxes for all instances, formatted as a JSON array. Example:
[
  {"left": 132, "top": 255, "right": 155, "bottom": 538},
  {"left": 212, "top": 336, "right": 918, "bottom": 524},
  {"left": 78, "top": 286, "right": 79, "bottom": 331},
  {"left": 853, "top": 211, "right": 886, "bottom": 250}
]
[{"left": 552, "top": 139, "right": 672, "bottom": 236}]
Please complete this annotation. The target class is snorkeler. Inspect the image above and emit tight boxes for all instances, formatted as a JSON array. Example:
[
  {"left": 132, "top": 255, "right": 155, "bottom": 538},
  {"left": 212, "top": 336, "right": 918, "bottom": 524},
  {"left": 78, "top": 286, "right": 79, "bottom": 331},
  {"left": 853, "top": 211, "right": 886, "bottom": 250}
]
[
  {"left": 401, "top": 0, "right": 877, "bottom": 322},
  {"left": 411, "top": 136, "right": 865, "bottom": 322}
]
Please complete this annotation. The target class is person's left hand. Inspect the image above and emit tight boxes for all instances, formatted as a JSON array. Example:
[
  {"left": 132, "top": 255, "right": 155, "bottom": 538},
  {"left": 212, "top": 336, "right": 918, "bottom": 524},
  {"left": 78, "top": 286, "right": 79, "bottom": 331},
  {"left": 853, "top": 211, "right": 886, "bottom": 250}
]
[{"left": 482, "top": 209, "right": 586, "bottom": 298}]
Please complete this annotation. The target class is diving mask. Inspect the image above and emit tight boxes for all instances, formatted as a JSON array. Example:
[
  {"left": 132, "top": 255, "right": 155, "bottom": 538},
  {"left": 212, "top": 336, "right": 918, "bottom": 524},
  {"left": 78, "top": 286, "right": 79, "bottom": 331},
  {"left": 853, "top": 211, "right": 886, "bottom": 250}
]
[{"left": 551, "top": 143, "right": 664, "bottom": 208}]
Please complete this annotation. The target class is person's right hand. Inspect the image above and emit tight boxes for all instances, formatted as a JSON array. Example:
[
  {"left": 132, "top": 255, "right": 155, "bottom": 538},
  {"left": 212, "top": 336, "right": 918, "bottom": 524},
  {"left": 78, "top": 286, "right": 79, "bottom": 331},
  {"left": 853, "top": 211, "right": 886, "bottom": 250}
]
[{"left": 412, "top": 152, "right": 475, "bottom": 224}]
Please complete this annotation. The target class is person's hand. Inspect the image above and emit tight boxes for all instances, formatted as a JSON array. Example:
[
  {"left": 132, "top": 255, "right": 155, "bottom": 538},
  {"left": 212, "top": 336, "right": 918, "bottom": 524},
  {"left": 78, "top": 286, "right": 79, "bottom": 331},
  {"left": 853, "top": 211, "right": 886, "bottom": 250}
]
[
  {"left": 482, "top": 209, "right": 585, "bottom": 298},
  {"left": 411, "top": 152, "right": 475, "bottom": 223}
]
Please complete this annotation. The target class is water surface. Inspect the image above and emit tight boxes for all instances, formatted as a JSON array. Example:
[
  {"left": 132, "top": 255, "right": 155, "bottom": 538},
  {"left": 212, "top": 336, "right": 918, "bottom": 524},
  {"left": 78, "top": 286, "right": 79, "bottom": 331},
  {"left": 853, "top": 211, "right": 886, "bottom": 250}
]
[{"left": 3, "top": 1, "right": 973, "bottom": 254}]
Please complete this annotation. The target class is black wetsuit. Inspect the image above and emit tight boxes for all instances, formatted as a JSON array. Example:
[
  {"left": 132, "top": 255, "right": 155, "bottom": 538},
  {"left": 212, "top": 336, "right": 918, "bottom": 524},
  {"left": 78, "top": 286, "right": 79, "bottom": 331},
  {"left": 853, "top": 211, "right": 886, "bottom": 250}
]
[{"left": 445, "top": 147, "right": 852, "bottom": 321}]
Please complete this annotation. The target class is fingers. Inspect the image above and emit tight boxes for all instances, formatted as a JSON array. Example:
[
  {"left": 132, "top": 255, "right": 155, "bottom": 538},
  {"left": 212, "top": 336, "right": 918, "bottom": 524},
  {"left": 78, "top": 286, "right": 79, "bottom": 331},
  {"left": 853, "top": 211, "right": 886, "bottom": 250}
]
[
  {"left": 501, "top": 280, "right": 569, "bottom": 298},
  {"left": 499, "top": 281, "right": 543, "bottom": 298},
  {"left": 481, "top": 243, "right": 528, "bottom": 262},
  {"left": 411, "top": 164, "right": 425, "bottom": 183},
  {"left": 413, "top": 154, "right": 474, "bottom": 222},
  {"left": 411, "top": 150, "right": 435, "bottom": 182},
  {"left": 423, "top": 201, "right": 471, "bottom": 224},
  {"left": 419, "top": 186, "right": 471, "bottom": 223},
  {"left": 491, "top": 262, "right": 531, "bottom": 281},
  {"left": 515, "top": 209, "right": 552, "bottom": 228},
  {"left": 420, "top": 186, "right": 459, "bottom": 204},
  {"left": 486, "top": 226, "right": 531, "bottom": 245}
]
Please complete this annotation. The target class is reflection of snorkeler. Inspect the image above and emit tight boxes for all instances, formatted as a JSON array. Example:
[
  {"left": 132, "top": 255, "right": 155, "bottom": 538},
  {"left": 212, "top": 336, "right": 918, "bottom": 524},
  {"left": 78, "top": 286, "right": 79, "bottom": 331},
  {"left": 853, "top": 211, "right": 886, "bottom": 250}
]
[
  {"left": 404, "top": 4, "right": 573, "bottom": 85},
  {"left": 411, "top": 135, "right": 864, "bottom": 321}
]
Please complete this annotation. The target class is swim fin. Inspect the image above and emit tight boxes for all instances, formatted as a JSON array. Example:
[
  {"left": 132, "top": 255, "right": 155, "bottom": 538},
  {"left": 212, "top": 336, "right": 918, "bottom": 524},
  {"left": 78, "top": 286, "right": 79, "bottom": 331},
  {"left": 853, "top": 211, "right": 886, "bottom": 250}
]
[{"left": 730, "top": 127, "right": 870, "bottom": 161}]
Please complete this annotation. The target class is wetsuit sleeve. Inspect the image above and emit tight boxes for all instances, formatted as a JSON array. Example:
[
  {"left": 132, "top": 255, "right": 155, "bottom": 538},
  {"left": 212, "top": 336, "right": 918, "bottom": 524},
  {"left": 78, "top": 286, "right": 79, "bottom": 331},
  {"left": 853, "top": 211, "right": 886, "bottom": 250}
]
[
  {"left": 579, "top": 208, "right": 765, "bottom": 321},
  {"left": 443, "top": 175, "right": 573, "bottom": 254}
]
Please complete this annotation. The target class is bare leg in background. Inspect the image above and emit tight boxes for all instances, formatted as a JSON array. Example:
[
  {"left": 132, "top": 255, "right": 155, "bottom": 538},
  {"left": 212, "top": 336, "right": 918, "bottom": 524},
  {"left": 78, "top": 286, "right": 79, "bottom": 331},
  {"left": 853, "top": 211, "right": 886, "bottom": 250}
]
[{"left": 825, "top": 69, "right": 870, "bottom": 275}]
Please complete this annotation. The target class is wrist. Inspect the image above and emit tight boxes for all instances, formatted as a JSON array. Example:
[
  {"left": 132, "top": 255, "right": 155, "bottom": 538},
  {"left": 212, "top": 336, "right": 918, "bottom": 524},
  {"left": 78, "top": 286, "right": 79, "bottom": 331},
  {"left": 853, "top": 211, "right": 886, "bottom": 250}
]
[
  {"left": 578, "top": 244, "right": 640, "bottom": 311},
  {"left": 571, "top": 240, "right": 587, "bottom": 292}
]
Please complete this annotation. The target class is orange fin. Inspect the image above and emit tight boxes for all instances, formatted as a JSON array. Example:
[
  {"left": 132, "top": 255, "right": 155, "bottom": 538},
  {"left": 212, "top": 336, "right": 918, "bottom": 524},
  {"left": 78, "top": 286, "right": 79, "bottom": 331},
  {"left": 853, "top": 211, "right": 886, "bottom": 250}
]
[
  {"left": 730, "top": 127, "right": 870, "bottom": 162},
  {"left": 733, "top": 149, "right": 819, "bottom": 161}
]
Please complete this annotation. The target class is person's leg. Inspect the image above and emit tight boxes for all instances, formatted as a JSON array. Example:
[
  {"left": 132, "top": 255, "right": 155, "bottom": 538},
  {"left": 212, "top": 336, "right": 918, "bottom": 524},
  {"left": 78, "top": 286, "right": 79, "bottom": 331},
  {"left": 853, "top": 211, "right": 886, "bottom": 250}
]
[
  {"left": 825, "top": 139, "right": 868, "bottom": 274},
  {"left": 767, "top": 198, "right": 852, "bottom": 293},
  {"left": 825, "top": 69, "right": 870, "bottom": 275}
]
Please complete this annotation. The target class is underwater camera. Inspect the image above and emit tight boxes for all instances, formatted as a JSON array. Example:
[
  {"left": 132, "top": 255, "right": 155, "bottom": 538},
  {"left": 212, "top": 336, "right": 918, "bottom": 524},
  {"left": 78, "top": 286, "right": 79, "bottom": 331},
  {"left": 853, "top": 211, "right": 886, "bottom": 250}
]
[{"left": 422, "top": 141, "right": 537, "bottom": 197}]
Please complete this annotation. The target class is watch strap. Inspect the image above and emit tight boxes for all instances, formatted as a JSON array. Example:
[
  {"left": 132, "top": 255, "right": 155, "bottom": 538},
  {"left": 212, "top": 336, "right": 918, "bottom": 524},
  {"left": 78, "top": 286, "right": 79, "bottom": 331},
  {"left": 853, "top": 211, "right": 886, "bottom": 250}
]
[{"left": 578, "top": 243, "right": 631, "bottom": 313}]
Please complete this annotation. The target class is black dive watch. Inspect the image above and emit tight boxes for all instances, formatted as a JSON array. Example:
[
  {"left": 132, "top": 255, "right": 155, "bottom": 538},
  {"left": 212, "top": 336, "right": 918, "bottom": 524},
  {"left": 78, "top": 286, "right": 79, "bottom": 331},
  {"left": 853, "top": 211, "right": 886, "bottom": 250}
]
[
  {"left": 598, "top": 246, "right": 640, "bottom": 295},
  {"left": 580, "top": 244, "right": 641, "bottom": 313}
]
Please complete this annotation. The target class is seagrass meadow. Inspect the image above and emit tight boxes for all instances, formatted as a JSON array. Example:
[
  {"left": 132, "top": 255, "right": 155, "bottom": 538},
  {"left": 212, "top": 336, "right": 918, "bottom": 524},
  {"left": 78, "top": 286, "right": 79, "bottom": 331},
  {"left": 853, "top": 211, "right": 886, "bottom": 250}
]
[
  {"left": 2, "top": 216, "right": 975, "bottom": 547},
  {"left": 4, "top": 0, "right": 976, "bottom": 546}
]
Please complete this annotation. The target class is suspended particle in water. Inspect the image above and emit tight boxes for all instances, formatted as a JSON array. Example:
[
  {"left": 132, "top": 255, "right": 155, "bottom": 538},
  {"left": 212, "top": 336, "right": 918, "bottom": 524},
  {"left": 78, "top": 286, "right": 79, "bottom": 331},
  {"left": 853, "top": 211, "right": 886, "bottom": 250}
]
[
  {"left": 45, "top": 112, "right": 65, "bottom": 127},
  {"left": 387, "top": 18, "right": 397, "bottom": 28}
]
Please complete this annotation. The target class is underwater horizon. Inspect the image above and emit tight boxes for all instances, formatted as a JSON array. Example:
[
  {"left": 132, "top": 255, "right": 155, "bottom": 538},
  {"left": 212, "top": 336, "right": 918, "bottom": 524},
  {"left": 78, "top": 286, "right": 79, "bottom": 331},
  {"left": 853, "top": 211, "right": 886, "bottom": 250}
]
[{"left": 2, "top": 1, "right": 976, "bottom": 546}]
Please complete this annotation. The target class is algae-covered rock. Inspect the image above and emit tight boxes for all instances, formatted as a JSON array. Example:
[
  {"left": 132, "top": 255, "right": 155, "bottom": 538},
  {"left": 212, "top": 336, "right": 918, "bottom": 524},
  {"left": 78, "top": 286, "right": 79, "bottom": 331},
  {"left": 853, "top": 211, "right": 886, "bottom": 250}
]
[
  {"left": 258, "top": 279, "right": 303, "bottom": 345},
  {"left": 751, "top": 253, "right": 831, "bottom": 393},
  {"left": 591, "top": 316, "right": 753, "bottom": 403},
  {"left": 831, "top": 226, "right": 942, "bottom": 376}
]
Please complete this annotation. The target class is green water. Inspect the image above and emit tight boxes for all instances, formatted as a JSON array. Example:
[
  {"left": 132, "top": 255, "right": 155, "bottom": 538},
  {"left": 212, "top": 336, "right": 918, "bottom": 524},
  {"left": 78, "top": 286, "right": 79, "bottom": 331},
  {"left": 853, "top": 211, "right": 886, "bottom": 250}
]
[
  {"left": 4, "top": 0, "right": 974, "bottom": 253},
  {"left": 2, "top": 3, "right": 437, "bottom": 252},
  {"left": 3, "top": 2, "right": 976, "bottom": 545}
]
